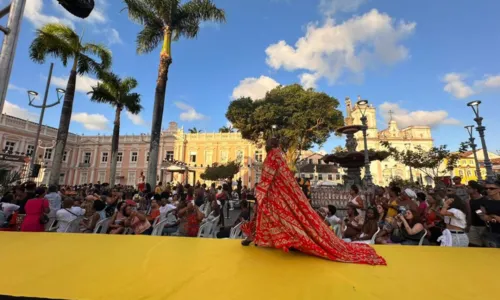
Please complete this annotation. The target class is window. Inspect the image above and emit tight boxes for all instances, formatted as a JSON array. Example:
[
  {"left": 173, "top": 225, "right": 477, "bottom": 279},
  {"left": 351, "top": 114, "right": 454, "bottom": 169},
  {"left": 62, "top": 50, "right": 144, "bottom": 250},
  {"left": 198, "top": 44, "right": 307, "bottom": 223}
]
[
  {"left": 146, "top": 152, "right": 150, "bottom": 162},
  {"left": 115, "top": 171, "right": 121, "bottom": 185},
  {"left": 221, "top": 151, "right": 228, "bottom": 163},
  {"left": 236, "top": 150, "right": 244, "bottom": 163},
  {"left": 254, "top": 150, "right": 263, "bottom": 163},
  {"left": 459, "top": 170, "right": 464, "bottom": 176},
  {"left": 189, "top": 151, "right": 197, "bottom": 163},
  {"left": 165, "top": 151, "right": 174, "bottom": 161},
  {"left": 318, "top": 174, "right": 323, "bottom": 180},
  {"left": 467, "top": 170, "right": 472, "bottom": 177},
  {"left": 205, "top": 151, "right": 213, "bottom": 166},
  {"left": 63, "top": 151, "right": 68, "bottom": 162},
  {"left": 98, "top": 171, "right": 105, "bottom": 183},
  {"left": 101, "top": 152, "right": 108, "bottom": 163},
  {"left": 469, "top": 159, "right": 474, "bottom": 165},
  {"left": 80, "top": 172, "right": 88, "bottom": 184},
  {"left": 128, "top": 171, "right": 136, "bottom": 186},
  {"left": 328, "top": 174, "right": 333, "bottom": 180},
  {"left": 117, "top": 152, "right": 123, "bottom": 162},
  {"left": 26, "top": 145, "right": 35, "bottom": 156},
  {"left": 59, "top": 173, "right": 65, "bottom": 185},
  {"left": 336, "top": 174, "right": 341, "bottom": 180},
  {"left": 83, "top": 152, "right": 91, "bottom": 164},
  {"left": 4, "top": 141, "right": 15, "bottom": 152},
  {"left": 131, "top": 152, "right": 138, "bottom": 162},
  {"left": 44, "top": 149, "right": 53, "bottom": 160},
  {"left": 309, "top": 159, "right": 313, "bottom": 164}
]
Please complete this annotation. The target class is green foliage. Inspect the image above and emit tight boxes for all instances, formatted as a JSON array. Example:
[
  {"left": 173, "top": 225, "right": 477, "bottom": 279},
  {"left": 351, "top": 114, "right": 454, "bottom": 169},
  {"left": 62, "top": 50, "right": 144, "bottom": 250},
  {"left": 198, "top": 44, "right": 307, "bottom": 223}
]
[
  {"left": 0, "top": 163, "right": 21, "bottom": 193},
  {"left": 200, "top": 161, "right": 240, "bottom": 181},
  {"left": 218, "top": 126, "right": 234, "bottom": 133},
  {"left": 29, "top": 23, "right": 111, "bottom": 75},
  {"left": 188, "top": 127, "right": 202, "bottom": 133},
  {"left": 226, "top": 84, "right": 344, "bottom": 164},
  {"left": 88, "top": 71, "right": 142, "bottom": 113},
  {"left": 124, "top": 0, "right": 226, "bottom": 54},
  {"left": 380, "top": 141, "right": 461, "bottom": 180}
]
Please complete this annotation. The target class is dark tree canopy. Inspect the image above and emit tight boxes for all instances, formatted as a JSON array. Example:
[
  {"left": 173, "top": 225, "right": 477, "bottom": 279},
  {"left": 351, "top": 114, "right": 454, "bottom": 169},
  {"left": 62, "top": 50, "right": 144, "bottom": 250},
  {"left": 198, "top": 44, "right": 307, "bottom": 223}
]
[
  {"left": 226, "top": 84, "right": 344, "bottom": 165},
  {"left": 200, "top": 161, "right": 240, "bottom": 181}
]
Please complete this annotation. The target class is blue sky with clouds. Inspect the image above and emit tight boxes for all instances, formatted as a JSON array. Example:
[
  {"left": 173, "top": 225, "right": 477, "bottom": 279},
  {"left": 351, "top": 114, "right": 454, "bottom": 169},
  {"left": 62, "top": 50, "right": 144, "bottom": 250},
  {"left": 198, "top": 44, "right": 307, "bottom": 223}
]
[{"left": 2, "top": 0, "right": 500, "bottom": 153}]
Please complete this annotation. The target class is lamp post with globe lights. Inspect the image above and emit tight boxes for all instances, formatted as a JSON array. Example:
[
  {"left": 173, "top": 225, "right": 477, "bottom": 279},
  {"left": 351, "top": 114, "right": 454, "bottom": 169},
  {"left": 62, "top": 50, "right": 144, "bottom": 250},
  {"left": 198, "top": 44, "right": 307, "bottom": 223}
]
[
  {"left": 466, "top": 100, "right": 495, "bottom": 183},
  {"left": 27, "top": 63, "right": 64, "bottom": 173},
  {"left": 404, "top": 143, "right": 414, "bottom": 184},
  {"left": 356, "top": 99, "right": 373, "bottom": 186},
  {"left": 464, "top": 125, "right": 483, "bottom": 183}
]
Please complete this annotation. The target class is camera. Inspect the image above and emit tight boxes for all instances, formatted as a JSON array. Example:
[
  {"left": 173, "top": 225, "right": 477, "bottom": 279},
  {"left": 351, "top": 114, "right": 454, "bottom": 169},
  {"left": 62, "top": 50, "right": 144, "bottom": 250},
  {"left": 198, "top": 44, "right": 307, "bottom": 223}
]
[{"left": 397, "top": 206, "right": 407, "bottom": 216}]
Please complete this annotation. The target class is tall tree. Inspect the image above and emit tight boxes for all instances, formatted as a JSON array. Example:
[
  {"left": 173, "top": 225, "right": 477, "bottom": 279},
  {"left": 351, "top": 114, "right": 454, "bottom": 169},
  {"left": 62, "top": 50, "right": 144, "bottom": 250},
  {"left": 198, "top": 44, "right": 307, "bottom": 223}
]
[
  {"left": 88, "top": 71, "right": 142, "bottom": 187},
  {"left": 124, "top": 0, "right": 226, "bottom": 187},
  {"left": 188, "top": 127, "right": 202, "bottom": 133},
  {"left": 200, "top": 161, "right": 240, "bottom": 181},
  {"left": 218, "top": 126, "right": 233, "bottom": 133},
  {"left": 226, "top": 84, "right": 344, "bottom": 169},
  {"left": 29, "top": 23, "right": 112, "bottom": 185}
]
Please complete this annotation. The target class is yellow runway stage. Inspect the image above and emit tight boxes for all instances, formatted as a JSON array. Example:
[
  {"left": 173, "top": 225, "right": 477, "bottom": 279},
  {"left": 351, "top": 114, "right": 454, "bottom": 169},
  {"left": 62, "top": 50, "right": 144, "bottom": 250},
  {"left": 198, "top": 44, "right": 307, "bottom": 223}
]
[{"left": 0, "top": 232, "right": 498, "bottom": 300}]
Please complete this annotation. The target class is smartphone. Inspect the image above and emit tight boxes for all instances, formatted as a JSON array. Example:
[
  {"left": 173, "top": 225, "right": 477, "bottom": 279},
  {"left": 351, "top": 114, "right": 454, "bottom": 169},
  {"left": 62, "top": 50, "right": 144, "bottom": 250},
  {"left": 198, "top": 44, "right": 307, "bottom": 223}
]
[{"left": 476, "top": 209, "right": 484, "bottom": 216}]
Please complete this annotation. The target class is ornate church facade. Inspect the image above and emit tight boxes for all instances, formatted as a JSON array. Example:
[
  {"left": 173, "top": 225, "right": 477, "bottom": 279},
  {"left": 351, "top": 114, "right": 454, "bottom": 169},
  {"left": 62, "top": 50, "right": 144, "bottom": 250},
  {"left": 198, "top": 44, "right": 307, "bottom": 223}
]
[{"left": 346, "top": 97, "right": 434, "bottom": 186}]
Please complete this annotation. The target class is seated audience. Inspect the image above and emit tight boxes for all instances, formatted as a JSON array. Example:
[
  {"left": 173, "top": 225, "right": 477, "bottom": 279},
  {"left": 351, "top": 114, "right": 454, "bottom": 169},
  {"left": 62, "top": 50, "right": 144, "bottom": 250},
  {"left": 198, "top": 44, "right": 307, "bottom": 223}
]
[
  {"left": 1, "top": 193, "right": 19, "bottom": 220},
  {"left": 392, "top": 208, "right": 427, "bottom": 245},
  {"left": 109, "top": 202, "right": 127, "bottom": 234},
  {"left": 177, "top": 201, "right": 204, "bottom": 237},
  {"left": 82, "top": 199, "right": 106, "bottom": 233},
  {"left": 324, "top": 205, "right": 341, "bottom": 227},
  {"left": 352, "top": 207, "right": 379, "bottom": 242},
  {"left": 342, "top": 205, "right": 363, "bottom": 240},
  {"left": 147, "top": 197, "right": 161, "bottom": 223},
  {"left": 123, "top": 204, "right": 152, "bottom": 235},
  {"left": 217, "top": 200, "right": 250, "bottom": 238},
  {"left": 56, "top": 198, "right": 85, "bottom": 233}
]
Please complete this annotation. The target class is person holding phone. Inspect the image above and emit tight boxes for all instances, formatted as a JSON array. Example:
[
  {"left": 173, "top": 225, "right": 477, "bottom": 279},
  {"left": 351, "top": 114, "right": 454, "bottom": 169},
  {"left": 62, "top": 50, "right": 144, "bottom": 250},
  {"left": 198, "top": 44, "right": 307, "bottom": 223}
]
[
  {"left": 439, "top": 194, "right": 468, "bottom": 247},
  {"left": 467, "top": 181, "right": 488, "bottom": 246}
]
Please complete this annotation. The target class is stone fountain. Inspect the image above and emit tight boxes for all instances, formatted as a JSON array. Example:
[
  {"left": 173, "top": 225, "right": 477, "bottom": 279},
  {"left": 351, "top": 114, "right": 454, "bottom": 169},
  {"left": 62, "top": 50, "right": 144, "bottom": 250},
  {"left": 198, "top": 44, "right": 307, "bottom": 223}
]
[{"left": 322, "top": 107, "right": 389, "bottom": 186}]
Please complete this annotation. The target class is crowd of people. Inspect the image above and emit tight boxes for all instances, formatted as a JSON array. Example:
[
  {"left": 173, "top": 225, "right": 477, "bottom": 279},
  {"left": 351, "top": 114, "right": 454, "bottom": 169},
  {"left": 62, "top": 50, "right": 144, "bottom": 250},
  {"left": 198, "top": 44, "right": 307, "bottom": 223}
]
[
  {"left": 1, "top": 176, "right": 499, "bottom": 249},
  {"left": 0, "top": 180, "right": 253, "bottom": 238},
  {"left": 317, "top": 177, "right": 500, "bottom": 248}
]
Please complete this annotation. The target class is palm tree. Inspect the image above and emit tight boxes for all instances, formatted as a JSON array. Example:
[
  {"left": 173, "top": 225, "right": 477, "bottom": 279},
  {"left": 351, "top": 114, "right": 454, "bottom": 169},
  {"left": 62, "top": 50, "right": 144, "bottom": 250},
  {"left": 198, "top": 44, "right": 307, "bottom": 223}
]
[
  {"left": 124, "top": 0, "right": 225, "bottom": 187},
  {"left": 29, "top": 23, "right": 112, "bottom": 186},
  {"left": 188, "top": 127, "right": 202, "bottom": 133},
  {"left": 88, "top": 71, "right": 142, "bottom": 188},
  {"left": 219, "top": 126, "right": 233, "bottom": 133}
]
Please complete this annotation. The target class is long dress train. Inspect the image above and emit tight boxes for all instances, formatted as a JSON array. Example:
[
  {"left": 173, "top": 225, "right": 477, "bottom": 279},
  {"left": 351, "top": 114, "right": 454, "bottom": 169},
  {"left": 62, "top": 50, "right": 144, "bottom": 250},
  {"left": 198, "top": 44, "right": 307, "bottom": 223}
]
[{"left": 241, "top": 148, "right": 386, "bottom": 266}]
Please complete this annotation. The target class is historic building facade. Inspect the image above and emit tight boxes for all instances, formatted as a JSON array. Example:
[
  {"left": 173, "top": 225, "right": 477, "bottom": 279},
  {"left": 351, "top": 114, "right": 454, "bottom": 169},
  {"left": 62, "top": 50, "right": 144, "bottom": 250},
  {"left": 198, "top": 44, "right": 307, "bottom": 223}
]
[
  {"left": 346, "top": 97, "right": 434, "bottom": 186},
  {"left": 0, "top": 114, "right": 265, "bottom": 186}
]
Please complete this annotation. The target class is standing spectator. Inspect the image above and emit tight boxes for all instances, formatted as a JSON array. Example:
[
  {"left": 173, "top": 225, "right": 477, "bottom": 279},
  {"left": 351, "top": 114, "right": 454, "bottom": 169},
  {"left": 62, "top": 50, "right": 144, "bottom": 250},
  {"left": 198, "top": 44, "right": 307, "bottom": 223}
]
[
  {"left": 387, "top": 186, "right": 401, "bottom": 218},
  {"left": 56, "top": 198, "right": 84, "bottom": 233},
  {"left": 452, "top": 176, "right": 469, "bottom": 204},
  {"left": 481, "top": 181, "right": 500, "bottom": 247},
  {"left": 400, "top": 189, "right": 419, "bottom": 212},
  {"left": 439, "top": 195, "right": 469, "bottom": 247},
  {"left": 348, "top": 185, "right": 364, "bottom": 216},
  {"left": 424, "top": 193, "right": 442, "bottom": 244},
  {"left": 230, "top": 188, "right": 239, "bottom": 211},
  {"left": 20, "top": 187, "right": 49, "bottom": 232},
  {"left": 45, "top": 185, "right": 62, "bottom": 219},
  {"left": 467, "top": 181, "right": 488, "bottom": 246},
  {"left": 155, "top": 182, "right": 163, "bottom": 194},
  {"left": 416, "top": 192, "right": 428, "bottom": 217},
  {"left": 18, "top": 182, "right": 36, "bottom": 214}
]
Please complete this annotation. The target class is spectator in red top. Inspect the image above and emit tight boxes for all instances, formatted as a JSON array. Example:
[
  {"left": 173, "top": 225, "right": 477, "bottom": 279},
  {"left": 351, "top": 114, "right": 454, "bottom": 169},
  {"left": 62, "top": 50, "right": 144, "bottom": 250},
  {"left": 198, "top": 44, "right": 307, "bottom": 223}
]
[
  {"left": 147, "top": 196, "right": 161, "bottom": 223},
  {"left": 21, "top": 187, "right": 50, "bottom": 232}
]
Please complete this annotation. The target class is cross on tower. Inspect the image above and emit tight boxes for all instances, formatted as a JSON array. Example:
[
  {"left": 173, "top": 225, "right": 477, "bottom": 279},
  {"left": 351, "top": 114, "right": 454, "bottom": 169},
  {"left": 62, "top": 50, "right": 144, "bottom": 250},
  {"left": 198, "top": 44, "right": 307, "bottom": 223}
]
[{"left": 388, "top": 110, "right": 394, "bottom": 122}]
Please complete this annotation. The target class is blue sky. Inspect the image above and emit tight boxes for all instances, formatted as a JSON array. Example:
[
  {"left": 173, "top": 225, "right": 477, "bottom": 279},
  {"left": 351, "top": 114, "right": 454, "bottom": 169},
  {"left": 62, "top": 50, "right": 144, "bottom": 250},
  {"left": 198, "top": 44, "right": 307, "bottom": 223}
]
[{"left": 2, "top": 0, "right": 500, "bottom": 153}]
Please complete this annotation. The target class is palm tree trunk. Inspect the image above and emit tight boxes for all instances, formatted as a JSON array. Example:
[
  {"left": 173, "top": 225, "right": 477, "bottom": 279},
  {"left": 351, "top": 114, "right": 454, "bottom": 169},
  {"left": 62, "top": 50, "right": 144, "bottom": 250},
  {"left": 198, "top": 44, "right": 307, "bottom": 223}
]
[
  {"left": 109, "top": 106, "right": 121, "bottom": 188},
  {"left": 146, "top": 29, "right": 172, "bottom": 187},
  {"left": 49, "top": 57, "right": 78, "bottom": 186}
]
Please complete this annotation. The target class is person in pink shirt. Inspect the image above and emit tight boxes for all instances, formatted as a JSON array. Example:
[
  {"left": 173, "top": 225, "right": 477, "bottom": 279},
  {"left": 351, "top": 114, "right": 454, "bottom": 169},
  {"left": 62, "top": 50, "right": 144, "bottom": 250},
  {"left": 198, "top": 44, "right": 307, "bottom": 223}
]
[
  {"left": 21, "top": 187, "right": 50, "bottom": 232},
  {"left": 417, "top": 192, "right": 428, "bottom": 218}
]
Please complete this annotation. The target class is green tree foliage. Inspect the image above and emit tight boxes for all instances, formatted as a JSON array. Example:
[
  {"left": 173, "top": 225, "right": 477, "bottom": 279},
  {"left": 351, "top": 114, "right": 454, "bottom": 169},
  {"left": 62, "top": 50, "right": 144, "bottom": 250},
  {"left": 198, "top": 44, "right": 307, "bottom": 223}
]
[
  {"left": 200, "top": 161, "right": 240, "bottom": 181},
  {"left": 381, "top": 141, "right": 461, "bottom": 181},
  {"left": 218, "top": 126, "right": 234, "bottom": 133},
  {"left": 188, "top": 127, "right": 202, "bottom": 133},
  {"left": 226, "top": 84, "right": 344, "bottom": 167}
]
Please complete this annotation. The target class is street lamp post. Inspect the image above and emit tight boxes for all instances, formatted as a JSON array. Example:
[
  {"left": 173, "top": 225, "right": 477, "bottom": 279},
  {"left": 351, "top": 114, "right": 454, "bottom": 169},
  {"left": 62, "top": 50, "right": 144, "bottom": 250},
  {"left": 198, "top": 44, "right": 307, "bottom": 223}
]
[
  {"left": 27, "top": 63, "right": 64, "bottom": 173},
  {"left": 356, "top": 99, "right": 373, "bottom": 186},
  {"left": 466, "top": 100, "right": 495, "bottom": 183},
  {"left": 465, "top": 125, "right": 483, "bottom": 182},
  {"left": 404, "top": 143, "right": 414, "bottom": 184}
]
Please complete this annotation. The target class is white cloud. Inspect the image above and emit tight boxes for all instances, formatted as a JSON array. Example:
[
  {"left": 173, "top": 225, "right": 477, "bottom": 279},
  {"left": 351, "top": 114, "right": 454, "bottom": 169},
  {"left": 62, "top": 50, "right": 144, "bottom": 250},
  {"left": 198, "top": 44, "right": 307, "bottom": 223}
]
[
  {"left": 299, "top": 73, "right": 320, "bottom": 89},
  {"left": 379, "top": 102, "right": 460, "bottom": 128},
  {"left": 126, "top": 111, "right": 146, "bottom": 126},
  {"left": 319, "top": 0, "right": 367, "bottom": 16},
  {"left": 72, "top": 112, "right": 109, "bottom": 131},
  {"left": 442, "top": 73, "right": 475, "bottom": 99},
  {"left": 265, "top": 9, "right": 416, "bottom": 85},
  {"left": 51, "top": 74, "right": 99, "bottom": 95},
  {"left": 232, "top": 76, "right": 280, "bottom": 100},
  {"left": 475, "top": 74, "right": 500, "bottom": 89},
  {"left": 3, "top": 101, "right": 39, "bottom": 122},
  {"left": 174, "top": 102, "right": 206, "bottom": 121},
  {"left": 25, "top": 0, "right": 73, "bottom": 28},
  {"left": 106, "top": 28, "right": 123, "bottom": 45},
  {"left": 8, "top": 83, "right": 27, "bottom": 94}
]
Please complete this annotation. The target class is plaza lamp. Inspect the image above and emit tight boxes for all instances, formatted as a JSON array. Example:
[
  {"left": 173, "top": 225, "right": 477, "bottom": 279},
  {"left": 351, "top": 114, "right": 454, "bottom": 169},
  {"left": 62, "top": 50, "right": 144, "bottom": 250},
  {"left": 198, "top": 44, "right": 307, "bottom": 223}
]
[
  {"left": 356, "top": 99, "right": 373, "bottom": 186},
  {"left": 464, "top": 125, "right": 482, "bottom": 182}
]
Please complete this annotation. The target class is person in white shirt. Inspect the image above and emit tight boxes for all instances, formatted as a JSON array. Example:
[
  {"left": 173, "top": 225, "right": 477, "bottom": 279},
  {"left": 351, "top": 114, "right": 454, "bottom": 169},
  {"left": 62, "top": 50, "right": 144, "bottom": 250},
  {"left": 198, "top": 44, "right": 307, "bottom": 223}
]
[
  {"left": 440, "top": 194, "right": 469, "bottom": 247},
  {"left": 56, "top": 198, "right": 85, "bottom": 233},
  {"left": 229, "top": 190, "right": 239, "bottom": 211},
  {"left": 1, "top": 193, "right": 19, "bottom": 218},
  {"left": 71, "top": 198, "right": 86, "bottom": 216},
  {"left": 325, "top": 205, "right": 341, "bottom": 227},
  {"left": 45, "top": 185, "right": 62, "bottom": 218}
]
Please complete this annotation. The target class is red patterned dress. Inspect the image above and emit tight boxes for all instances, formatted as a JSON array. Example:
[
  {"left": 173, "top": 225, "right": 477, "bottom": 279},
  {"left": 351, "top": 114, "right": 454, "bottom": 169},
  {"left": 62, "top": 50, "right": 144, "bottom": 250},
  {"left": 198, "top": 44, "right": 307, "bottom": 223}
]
[{"left": 241, "top": 148, "right": 386, "bottom": 266}]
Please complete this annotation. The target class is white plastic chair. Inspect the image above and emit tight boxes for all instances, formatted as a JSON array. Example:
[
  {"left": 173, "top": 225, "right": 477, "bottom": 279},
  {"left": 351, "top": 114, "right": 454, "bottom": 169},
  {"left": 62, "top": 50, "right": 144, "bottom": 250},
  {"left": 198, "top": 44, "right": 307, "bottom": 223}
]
[
  {"left": 332, "top": 224, "right": 342, "bottom": 238},
  {"left": 230, "top": 222, "right": 243, "bottom": 239},
  {"left": 418, "top": 229, "right": 428, "bottom": 246},
  {"left": 152, "top": 216, "right": 161, "bottom": 226},
  {"left": 46, "top": 218, "right": 58, "bottom": 232},
  {"left": 151, "top": 219, "right": 170, "bottom": 236},
  {"left": 197, "top": 221, "right": 214, "bottom": 238},
  {"left": 209, "top": 215, "right": 220, "bottom": 238},
  {"left": 93, "top": 217, "right": 111, "bottom": 234},
  {"left": 64, "top": 216, "right": 83, "bottom": 233}
]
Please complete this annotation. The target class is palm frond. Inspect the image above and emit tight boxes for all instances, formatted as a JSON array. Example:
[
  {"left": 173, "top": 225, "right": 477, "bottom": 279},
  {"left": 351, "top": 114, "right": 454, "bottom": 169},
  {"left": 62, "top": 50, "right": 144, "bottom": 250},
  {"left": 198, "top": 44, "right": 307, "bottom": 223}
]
[
  {"left": 29, "top": 24, "right": 78, "bottom": 65},
  {"left": 82, "top": 43, "right": 112, "bottom": 70},
  {"left": 88, "top": 83, "right": 118, "bottom": 106},
  {"left": 136, "top": 21, "right": 164, "bottom": 54},
  {"left": 122, "top": 93, "right": 143, "bottom": 114},
  {"left": 123, "top": 0, "right": 162, "bottom": 26},
  {"left": 121, "top": 77, "right": 139, "bottom": 93},
  {"left": 173, "top": 0, "right": 225, "bottom": 40}
]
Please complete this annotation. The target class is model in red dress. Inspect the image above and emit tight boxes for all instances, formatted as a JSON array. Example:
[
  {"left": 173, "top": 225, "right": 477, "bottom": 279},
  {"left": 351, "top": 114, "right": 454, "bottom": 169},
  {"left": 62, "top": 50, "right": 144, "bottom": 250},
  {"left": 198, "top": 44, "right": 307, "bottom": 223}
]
[{"left": 241, "top": 139, "right": 386, "bottom": 266}]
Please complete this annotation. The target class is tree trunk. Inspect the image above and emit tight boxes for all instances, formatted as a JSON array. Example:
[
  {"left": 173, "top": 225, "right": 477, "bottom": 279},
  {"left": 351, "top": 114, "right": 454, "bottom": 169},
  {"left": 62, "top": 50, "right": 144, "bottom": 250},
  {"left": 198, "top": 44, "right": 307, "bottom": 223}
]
[
  {"left": 146, "top": 29, "right": 172, "bottom": 187},
  {"left": 109, "top": 106, "right": 121, "bottom": 188},
  {"left": 49, "top": 58, "right": 78, "bottom": 186}
]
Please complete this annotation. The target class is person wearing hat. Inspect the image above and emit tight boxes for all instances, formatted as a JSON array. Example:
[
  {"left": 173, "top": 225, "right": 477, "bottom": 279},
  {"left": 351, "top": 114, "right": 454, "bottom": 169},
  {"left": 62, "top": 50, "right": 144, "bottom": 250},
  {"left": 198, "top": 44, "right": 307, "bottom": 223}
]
[{"left": 399, "top": 188, "right": 418, "bottom": 212}]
